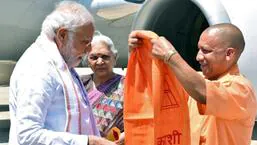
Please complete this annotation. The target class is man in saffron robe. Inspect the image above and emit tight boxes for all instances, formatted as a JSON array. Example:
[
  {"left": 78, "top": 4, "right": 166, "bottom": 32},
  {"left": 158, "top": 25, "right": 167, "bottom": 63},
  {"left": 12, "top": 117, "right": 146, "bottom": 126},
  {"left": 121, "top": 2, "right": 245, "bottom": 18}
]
[{"left": 128, "top": 23, "right": 257, "bottom": 145}]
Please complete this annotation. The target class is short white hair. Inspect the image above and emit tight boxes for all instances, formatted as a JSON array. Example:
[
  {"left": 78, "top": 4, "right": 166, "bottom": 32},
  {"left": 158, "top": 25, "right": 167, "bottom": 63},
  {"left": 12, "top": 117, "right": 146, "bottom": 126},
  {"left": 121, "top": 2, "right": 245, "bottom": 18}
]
[
  {"left": 91, "top": 31, "right": 118, "bottom": 58},
  {"left": 81, "top": 31, "right": 118, "bottom": 66},
  {"left": 41, "top": 1, "right": 94, "bottom": 39}
]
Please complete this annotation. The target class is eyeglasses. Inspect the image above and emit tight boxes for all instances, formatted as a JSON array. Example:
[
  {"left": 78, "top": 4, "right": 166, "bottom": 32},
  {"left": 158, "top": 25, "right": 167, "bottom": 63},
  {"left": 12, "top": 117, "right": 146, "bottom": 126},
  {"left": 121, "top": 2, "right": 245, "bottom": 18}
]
[{"left": 88, "top": 55, "right": 111, "bottom": 61}]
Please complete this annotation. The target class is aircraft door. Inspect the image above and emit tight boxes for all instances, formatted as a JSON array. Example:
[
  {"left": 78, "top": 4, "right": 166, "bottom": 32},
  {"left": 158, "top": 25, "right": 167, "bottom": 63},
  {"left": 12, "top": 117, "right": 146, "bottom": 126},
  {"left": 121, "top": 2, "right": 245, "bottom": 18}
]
[{"left": 131, "top": 0, "right": 230, "bottom": 70}]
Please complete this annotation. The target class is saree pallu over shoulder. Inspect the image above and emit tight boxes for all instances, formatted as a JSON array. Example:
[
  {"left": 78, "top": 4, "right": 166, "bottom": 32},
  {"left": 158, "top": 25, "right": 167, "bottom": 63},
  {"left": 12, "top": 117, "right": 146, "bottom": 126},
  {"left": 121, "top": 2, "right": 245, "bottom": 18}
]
[
  {"left": 83, "top": 74, "right": 123, "bottom": 105},
  {"left": 82, "top": 74, "right": 125, "bottom": 137}
]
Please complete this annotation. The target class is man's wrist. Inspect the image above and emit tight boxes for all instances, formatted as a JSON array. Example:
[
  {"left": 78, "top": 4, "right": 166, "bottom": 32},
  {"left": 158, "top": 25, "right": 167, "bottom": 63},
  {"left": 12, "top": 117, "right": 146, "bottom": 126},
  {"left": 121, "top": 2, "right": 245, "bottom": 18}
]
[
  {"left": 164, "top": 49, "right": 177, "bottom": 63},
  {"left": 88, "top": 135, "right": 95, "bottom": 145}
]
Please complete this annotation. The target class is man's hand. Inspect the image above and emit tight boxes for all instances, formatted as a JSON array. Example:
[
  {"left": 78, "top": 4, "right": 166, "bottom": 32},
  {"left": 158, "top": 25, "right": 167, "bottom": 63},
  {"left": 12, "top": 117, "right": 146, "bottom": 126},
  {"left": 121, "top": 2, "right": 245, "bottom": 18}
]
[
  {"left": 128, "top": 31, "right": 143, "bottom": 52},
  {"left": 114, "top": 132, "right": 125, "bottom": 145},
  {"left": 128, "top": 31, "right": 177, "bottom": 62},
  {"left": 88, "top": 135, "right": 116, "bottom": 145},
  {"left": 151, "top": 37, "right": 177, "bottom": 61}
]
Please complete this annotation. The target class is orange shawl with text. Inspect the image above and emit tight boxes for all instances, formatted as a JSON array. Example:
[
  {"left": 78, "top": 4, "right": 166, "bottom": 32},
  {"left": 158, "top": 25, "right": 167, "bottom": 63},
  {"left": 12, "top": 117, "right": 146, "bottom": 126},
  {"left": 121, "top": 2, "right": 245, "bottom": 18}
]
[{"left": 124, "top": 30, "right": 190, "bottom": 145}]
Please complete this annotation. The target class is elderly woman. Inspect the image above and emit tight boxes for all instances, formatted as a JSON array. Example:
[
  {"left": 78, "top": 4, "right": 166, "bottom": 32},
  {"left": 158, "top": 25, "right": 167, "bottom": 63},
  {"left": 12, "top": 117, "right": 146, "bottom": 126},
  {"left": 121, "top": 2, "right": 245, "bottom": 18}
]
[{"left": 81, "top": 32, "right": 125, "bottom": 144}]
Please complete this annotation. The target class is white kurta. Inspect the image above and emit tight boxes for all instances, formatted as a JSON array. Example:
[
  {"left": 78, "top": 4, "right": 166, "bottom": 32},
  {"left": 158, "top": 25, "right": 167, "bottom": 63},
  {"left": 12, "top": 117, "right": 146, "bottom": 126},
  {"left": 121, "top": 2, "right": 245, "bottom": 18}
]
[{"left": 9, "top": 34, "right": 100, "bottom": 145}]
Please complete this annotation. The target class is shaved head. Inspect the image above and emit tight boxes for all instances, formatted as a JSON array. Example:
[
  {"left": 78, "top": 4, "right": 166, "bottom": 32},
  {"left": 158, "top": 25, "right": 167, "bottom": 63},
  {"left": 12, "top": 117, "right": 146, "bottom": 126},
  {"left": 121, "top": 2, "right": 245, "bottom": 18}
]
[
  {"left": 197, "top": 23, "right": 246, "bottom": 79},
  {"left": 204, "top": 23, "right": 245, "bottom": 54}
]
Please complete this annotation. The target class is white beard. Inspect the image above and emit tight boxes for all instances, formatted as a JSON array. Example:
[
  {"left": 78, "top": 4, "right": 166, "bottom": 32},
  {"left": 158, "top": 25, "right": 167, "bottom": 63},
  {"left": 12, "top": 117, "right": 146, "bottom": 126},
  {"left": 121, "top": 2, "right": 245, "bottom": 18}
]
[{"left": 62, "top": 39, "right": 80, "bottom": 68}]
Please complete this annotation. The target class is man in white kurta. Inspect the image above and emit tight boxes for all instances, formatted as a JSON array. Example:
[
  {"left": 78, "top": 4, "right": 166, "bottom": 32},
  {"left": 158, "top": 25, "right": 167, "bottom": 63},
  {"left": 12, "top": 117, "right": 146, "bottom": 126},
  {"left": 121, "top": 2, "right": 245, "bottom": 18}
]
[{"left": 8, "top": 1, "right": 115, "bottom": 145}]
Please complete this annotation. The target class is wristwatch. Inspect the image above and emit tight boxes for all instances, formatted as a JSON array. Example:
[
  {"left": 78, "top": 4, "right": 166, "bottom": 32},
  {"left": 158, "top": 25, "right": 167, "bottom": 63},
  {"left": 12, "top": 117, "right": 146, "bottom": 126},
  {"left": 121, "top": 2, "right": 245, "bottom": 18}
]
[{"left": 164, "top": 49, "right": 177, "bottom": 63}]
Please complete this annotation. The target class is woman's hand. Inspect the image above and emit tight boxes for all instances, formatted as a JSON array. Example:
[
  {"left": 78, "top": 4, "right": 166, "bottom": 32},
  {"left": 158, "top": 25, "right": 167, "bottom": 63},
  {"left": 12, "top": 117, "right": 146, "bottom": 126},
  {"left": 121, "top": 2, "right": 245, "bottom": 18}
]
[{"left": 114, "top": 132, "right": 125, "bottom": 145}]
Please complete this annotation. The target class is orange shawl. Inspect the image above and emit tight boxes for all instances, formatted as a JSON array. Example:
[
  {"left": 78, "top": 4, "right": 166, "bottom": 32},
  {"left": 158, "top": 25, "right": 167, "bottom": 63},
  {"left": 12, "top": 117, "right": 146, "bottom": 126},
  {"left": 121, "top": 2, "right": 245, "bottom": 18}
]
[{"left": 124, "top": 30, "right": 190, "bottom": 145}]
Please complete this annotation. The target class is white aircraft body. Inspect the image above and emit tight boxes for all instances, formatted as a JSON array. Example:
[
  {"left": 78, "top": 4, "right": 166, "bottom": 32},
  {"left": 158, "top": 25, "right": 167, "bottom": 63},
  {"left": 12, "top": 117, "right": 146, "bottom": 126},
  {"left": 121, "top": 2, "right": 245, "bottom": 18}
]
[{"left": 0, "top": 0, "right": 141, "bottom": 85}]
